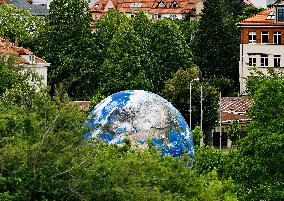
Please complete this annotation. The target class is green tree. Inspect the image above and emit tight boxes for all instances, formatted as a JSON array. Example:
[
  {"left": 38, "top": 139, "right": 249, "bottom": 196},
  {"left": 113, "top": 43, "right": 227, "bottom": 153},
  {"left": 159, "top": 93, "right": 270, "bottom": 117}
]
[
  {"left": 149, "top": 19, "right": 192, "bottom": 92},
  {"left": 178, "top": 19, "right": 199, "bottom": 48},
  {"left": 35, "top": 0, "right": 97, "bottom": 99},
  {"left": 227, "top": 120, "right": 241, "bottom": 145},
  {"left": 74, "top": 145, "right": 238, "bottom": 201},
  {"left": 162, "top": 66, "right": 219, "bottom": 145},
  {"left": 193, "top": 0, "right": 239, "bottom": 95},
  {"left": 238, "top": 5, "right": 264, "bottom": 21},
  {"left": 97, "top": 21, "right": 154, "bottom": 96},
  {"left": 0, "top": 83, "right": 90, "bottom": 200},
  {"left": 223, "top": 78, "right": 284, "bottom": 200},
  {"left": 0, "top": 4, "right": 43, "bottom": 47},
  {"left": 192, "top": 126, "right": 204, "bottom": 146},
  {"left": 94, "top": 10, "right": 129, "bottom": 67},
  {"left": 0, "top": 56, "right": 27, "bottom": 96}
]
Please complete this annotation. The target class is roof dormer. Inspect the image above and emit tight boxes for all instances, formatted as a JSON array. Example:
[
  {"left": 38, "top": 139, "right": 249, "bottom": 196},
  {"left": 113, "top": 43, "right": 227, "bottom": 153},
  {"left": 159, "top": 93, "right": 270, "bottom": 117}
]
[
  {"left": 170, "top": 0, "right": 179, "bottom": 8},
  {"left": 20, "top": 54, "right": 36, "bottom": 64},
  {"left": 157, "top": 1, "right": 166, "bottom": 8}
]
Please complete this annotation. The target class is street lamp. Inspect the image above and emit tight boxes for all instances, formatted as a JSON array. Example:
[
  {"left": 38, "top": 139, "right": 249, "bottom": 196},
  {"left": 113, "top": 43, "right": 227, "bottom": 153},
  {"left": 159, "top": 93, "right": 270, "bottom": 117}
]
[
  {"left": 189, "top": 78, "right": 199, "bottom": 131},
  {"left": 200, "top": 85, "right": 204, "bottom": 146}
]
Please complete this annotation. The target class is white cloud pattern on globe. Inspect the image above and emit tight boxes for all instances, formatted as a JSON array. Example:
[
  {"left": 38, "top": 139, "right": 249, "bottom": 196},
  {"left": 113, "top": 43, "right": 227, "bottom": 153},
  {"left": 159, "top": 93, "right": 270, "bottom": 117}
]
[{"left": 85, "top": 90, "right": 194, "bottom": 157}]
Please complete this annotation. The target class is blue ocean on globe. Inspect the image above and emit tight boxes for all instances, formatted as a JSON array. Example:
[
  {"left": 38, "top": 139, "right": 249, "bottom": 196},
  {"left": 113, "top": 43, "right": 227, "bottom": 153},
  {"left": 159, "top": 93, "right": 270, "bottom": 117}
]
[{"left": 85, "top": 90, "right": 194, "bottom": 158}]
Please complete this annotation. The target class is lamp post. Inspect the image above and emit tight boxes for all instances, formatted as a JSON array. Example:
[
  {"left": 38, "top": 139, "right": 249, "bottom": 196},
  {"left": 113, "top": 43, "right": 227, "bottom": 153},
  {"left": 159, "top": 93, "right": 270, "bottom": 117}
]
[
  {"left": 189, "top": 78, "right": 199, "bottom": 131},
  {"left": 189, "top": 82, "right": 192, "bottom": 130},
  {"left": 219, "top": 92, "right": 222, "bottom": 151},
  {"left": 200, "top": 85, "right": 204, "bottom": 146}
]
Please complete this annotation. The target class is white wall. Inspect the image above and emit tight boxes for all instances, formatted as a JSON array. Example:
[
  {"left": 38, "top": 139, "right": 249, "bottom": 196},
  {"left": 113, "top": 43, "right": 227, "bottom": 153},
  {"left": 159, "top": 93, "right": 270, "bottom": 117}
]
[
  {"left": 239, "top": 43, "right": 284, "bottom": 94},
  {"left": 250, "top": 0, "right": 276, "bottom": 8}
]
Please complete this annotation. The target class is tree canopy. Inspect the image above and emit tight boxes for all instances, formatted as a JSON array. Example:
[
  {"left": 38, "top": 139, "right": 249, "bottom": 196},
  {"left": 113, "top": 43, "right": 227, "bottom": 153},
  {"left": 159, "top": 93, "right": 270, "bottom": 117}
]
[
  {"left": 35, "top": 0, "right": 97, "bottom": 99},
  {"left": 0, "top": 4, "right": 42, "bottom": 47},
  {"left": 0, "top": 56, "right": 239, "bottom": 200},
  {"left": 222, "top": 78, "right": 284, "bottom": 200},
  {"left": 192, "top": 0, "right": 239, "bottom": 95}
]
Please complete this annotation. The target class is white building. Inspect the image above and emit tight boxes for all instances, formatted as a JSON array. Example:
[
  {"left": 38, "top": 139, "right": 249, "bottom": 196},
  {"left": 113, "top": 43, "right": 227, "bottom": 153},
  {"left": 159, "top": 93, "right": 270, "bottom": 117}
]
[
  {"left": 0, "top": 38, "right": 50, "bottom": 87},
  {"left": 238, "top": 4, "right": 284, "bottom": 94}
]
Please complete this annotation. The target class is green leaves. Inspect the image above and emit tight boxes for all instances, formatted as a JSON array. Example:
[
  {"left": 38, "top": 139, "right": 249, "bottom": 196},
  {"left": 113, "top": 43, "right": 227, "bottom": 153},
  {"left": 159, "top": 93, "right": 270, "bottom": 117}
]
[
  {"left": 227, "top": 121, "right": 241, "bottom": 145},
  {"left": 0, "top": 4, "right": 43, "bottom": 47},
  {"left": 162, "top": 67, "right": 219, "bottom": 143},
  {"left": 222, "top": 78, "right": 284, "bottom": 200},
  {"left": 192, "top": 0, "right": 239, "bottom": 95},
  {"left": 35, "top": 0, "right": 97, "bottom": 99}
]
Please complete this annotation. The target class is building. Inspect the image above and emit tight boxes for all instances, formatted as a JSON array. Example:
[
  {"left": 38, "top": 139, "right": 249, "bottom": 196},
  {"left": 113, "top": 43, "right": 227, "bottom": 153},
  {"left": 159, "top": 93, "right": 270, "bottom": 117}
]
[
  {"left": 241, "top": 0, "right": 255, "bottom": 7},
  {"left": 238, "top": 3, "right": 284, "bottom": 95},
  {"left": 212, "top": 96, "right": 253, "bottom": 148},
  {"left": 90, "top": 0, "right": 203, "bottom": 21},
  {"left": 250, "top": 0, "right": 276, "bottom": 8},
  {"left": 0, "top": 38, "right": 50, "bottom": 87},
  {"left": 0, "top": 0, "right": 49, "bottom": 17},
  {"left": 0, "top": 0, "right": 97, "bottom": 17}
]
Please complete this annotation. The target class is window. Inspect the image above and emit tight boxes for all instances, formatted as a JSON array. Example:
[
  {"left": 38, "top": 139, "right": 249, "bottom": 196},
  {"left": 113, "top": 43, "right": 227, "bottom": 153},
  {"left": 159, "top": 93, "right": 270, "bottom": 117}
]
[
  {"left": 248, "top": 32, "right": 256, "bottom": 44},
  {"left": 261, "top": 55, "right": 268, "bottom": 67},
  {"left": 169, "top": 14, "right": 177, "bottom": 20},
  {"left": 171, "top": 0, "right": 179, "bottom": 8},
  {"left": 266, "top": 11, "right": 275, "bottom": 20},
  {"left": 274, "top": 32, "right": 281, "bottom": 44},
  {"left": 277, "top": 8, "right": 284, "bottom": 21},
  {"left": 157, "top": 1, "right": 166, "bottom": 8},
  {"left": 274, "top": 55, "right": 281, "bottom": 67},
  {"left": 29, "top": 55, "right": 35, "bottom": 64},
  {"left": 130, "top": 3, "right": 141, "bottom": 8},
  {"left": 248, "top": 56, "right": 256, "bottom": 67},
  {"left": 152, "top": 14, "right": 161, "bottom": 19},
  {"left": 261, "top": 31, "right": 269, "bottom": 44}
]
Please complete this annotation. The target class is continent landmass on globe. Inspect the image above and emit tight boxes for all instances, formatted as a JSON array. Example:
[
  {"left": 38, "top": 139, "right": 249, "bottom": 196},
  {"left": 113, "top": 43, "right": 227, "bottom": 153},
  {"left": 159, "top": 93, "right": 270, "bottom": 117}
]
[{"left": 85, "top": 90, "right": 194, "bottom": 157}]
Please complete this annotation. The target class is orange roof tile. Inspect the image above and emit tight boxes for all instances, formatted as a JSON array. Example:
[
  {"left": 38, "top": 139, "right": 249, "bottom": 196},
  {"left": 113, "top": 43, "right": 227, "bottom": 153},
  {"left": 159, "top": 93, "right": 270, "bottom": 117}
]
[
  {"left": 91, "top": 0, "right": 196, "bottom": 16},
  {"left": 239, "top": 7, "right": 284, "bottom": 25},
  {"left": 0, "top": 38, "right": 47, "bottom": 64},
  {"left": 221, "top": 97, "right": 253, "bottom": 122}
]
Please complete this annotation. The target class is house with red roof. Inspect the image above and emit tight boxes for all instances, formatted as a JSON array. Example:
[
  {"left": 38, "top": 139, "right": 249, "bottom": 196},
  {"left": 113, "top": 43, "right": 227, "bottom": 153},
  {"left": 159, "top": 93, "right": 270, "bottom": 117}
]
[
  {"left": 0, "top": 38, "right": 50, "bottom": 87},
  {"left": 238, "top": 3, "right": 284, "bottom": 95},
  {"left": 212, "top": 96, "right": 253, "bottom": 148},
  {"left": 90, "top": 0, "right": 203, "bottom": 21}
]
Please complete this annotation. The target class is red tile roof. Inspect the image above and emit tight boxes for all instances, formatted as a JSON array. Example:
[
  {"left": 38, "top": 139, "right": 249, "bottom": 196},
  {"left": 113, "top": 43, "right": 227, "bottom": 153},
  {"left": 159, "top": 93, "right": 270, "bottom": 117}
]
[
  {"left": 0, "top": 38, "right": 47, "bottom": 64},
  {"left": 241, "top": 0, "right": 255, "bottom": 7},
  {"left": 239, "top": 7, "right": 284, "bottom": 25},
  {"left": 221, "top": 97, "right": 253, "bottom": 122},
  {"left": 91, "top": 0, "right": 197, "bottom": 15}
]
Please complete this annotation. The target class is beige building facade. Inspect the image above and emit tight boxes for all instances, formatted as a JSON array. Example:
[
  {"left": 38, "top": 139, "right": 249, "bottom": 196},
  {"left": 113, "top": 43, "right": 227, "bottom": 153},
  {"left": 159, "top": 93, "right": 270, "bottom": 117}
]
[{"left": 239, "top": 4, "right": 284, "bottom": 94}]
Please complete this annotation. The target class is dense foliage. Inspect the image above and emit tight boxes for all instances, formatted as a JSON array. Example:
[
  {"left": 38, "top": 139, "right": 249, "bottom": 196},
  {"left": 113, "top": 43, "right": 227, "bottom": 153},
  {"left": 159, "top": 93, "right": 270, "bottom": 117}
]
[
  {"left": 94, "top": 11, "right": 192, "bottom": 97},
  {"left": 0, "top": 4, "right": 43, "bottom": 47},
  {"left": 0, "top": 58, "right": 239, "bottom": 200},
  {"left": 222, "top": 77, "right": 284, "bottom": 200},
  {"left": 1, "top": 2, "right": 282, "bottom": 200},
  {"left": 162, "top": 67, "right": 219, "bottom": 144},
  {"left": 192, "top": 0, "right": 239, "bottom": 95},
  {"left": 35, "top": 0, "right": 97, "bottom": 98}
]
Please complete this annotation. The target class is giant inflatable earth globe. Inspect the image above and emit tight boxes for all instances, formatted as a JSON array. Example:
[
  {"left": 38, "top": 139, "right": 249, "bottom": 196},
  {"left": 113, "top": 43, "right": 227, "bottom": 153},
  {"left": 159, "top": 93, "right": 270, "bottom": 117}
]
[{"left": 85, "top": 90, "right": 194, "bottom": 157}]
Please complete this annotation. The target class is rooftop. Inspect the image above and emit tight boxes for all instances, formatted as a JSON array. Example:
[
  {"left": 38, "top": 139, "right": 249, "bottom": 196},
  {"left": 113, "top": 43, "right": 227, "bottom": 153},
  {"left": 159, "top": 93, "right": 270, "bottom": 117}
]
[
  {"left": 221, "top": 96, "right": 253, "bottom": 123},
  {"left": 90, "top": 0, "right": 197, "bottom": 15},
  {"left": 239, "top": 4, "right": 284, "bottom": 26},
  {"left": 0, "top": 38, "right": 48, "bottom": 65},
  {"left": 0, "top": 0, "right": 49, "bottom": 16}
]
